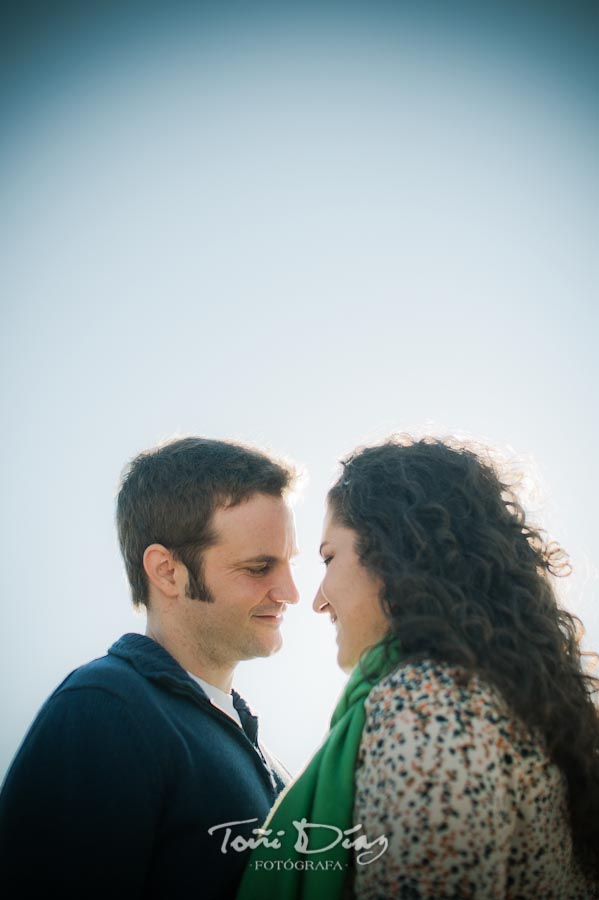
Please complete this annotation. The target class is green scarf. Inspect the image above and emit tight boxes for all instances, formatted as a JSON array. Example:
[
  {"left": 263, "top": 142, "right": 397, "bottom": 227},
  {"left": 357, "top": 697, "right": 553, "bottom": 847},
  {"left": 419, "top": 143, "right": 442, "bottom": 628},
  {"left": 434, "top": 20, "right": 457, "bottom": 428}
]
[{"left": 235, "top": 641, "right": 399, "bottom": 900}]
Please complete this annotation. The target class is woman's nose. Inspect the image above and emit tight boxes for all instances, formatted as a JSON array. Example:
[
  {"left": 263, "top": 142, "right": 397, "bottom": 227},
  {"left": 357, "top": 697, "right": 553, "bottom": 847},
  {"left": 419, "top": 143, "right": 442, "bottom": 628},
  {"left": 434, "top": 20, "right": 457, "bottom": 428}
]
[{"left": 312, "top": 584, "right": 326, "bottom": 613}]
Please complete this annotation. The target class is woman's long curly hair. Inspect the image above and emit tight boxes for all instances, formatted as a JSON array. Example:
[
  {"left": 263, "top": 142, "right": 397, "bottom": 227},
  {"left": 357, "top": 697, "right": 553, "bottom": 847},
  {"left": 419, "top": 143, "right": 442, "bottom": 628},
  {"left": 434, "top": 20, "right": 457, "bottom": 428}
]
[{"left": 328, "top": 434, "right": 599, "bottom": 871}]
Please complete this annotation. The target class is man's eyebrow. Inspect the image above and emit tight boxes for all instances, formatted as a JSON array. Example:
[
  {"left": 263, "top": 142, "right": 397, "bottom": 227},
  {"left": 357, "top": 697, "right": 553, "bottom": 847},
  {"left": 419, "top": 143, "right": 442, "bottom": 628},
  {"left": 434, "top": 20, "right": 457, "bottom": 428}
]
[
  {"left": 235, "top": 554, "right": 279, "bottom": 565},
  {"left": 233, "top": 552, "right": 300, "bottom": 565}
]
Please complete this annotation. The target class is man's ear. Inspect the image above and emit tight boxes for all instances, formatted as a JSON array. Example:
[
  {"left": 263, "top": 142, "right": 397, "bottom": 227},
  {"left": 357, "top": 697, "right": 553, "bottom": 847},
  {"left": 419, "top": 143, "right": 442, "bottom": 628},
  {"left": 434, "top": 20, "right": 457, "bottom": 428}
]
[{"left": 143, "top": 544, "right": 185, "bottom": 599}]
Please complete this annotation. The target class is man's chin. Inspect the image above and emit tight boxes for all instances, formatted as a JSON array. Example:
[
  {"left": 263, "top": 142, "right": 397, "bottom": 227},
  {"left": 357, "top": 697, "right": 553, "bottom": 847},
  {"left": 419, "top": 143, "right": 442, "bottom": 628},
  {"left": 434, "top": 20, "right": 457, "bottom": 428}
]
[
  {"left": 260, "top": 634, "right": 283, "bottom": 657},
  {"left": 239, "top": 633, "right": 283, "bottom": 661},
  {"left": 252, "top": 619, "right": 283, "bottom": 656}
]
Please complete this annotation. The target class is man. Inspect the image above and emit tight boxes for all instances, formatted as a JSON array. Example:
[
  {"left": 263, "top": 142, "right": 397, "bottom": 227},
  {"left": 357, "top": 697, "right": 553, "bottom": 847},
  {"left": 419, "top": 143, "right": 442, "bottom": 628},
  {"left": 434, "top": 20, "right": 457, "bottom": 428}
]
[{"left": 0, "top": 437, "right": 300, "bottom": 899}]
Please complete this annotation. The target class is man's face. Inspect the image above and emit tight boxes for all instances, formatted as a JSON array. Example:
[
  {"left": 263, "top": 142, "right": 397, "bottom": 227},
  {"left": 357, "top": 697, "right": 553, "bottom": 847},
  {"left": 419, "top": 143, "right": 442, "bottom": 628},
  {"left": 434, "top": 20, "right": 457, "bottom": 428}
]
[{"left": 181, "top": 493, "right": 300, "bottom": 667}]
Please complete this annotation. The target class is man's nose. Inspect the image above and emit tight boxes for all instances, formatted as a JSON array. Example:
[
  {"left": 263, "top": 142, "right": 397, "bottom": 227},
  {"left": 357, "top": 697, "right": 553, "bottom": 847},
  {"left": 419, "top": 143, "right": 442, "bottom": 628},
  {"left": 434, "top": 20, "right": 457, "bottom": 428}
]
[{"left": 269, "top": 567, "right": 300, "bottom": 605}]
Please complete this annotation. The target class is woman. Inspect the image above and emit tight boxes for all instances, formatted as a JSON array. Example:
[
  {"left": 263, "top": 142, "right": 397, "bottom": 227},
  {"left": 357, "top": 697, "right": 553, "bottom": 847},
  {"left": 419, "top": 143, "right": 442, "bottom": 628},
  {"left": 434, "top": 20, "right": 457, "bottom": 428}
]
[{"left": 237, "top": 435, "right": 599, "bottom": 899}]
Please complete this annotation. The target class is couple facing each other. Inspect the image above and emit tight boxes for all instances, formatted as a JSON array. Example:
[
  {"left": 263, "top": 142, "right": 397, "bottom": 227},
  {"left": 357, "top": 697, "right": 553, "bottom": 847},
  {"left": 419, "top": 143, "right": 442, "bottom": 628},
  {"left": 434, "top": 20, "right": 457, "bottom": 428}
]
[{"left": 0, "top": 434, "right": 597, "bottom": 900}]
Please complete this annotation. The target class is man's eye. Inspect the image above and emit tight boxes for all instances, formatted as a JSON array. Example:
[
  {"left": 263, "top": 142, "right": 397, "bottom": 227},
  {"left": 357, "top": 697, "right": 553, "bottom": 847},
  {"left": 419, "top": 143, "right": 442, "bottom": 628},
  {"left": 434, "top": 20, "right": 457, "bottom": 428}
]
[{"left": 246, "top": 566, "right": 270, "bottom": 576}]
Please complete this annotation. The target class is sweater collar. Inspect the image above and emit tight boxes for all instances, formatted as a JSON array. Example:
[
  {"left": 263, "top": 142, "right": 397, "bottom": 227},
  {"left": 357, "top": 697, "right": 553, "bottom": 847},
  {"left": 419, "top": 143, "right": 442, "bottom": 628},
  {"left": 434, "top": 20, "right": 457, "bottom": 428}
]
[
  {"left": 108, "top": 632, "right": 190, "bottom": 682},
  {"left": 108, "top": 633, "right": 260, "bottom": 742}
]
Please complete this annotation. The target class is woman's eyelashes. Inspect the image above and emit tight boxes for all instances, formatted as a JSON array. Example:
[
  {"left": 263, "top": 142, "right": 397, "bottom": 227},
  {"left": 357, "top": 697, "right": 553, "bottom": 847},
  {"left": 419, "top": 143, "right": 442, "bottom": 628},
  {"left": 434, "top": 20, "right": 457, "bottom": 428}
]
[{"left": 321, "top": 555, "right": 333, "bottom": 567}]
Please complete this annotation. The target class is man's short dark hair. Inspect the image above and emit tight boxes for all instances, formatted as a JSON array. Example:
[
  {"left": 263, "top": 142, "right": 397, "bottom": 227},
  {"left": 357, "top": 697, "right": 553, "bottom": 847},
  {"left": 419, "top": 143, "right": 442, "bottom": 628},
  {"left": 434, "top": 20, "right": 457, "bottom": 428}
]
[{"left": 116, "top": 437, "right": 297, "bottom": 608}]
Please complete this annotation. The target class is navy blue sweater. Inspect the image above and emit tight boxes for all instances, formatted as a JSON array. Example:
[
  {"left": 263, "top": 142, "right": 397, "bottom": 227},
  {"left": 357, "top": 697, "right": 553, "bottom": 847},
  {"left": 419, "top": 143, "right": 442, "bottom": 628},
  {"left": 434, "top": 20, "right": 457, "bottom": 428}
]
[{"left": 0, "top": 633, "right": 287, "bottom": 899}]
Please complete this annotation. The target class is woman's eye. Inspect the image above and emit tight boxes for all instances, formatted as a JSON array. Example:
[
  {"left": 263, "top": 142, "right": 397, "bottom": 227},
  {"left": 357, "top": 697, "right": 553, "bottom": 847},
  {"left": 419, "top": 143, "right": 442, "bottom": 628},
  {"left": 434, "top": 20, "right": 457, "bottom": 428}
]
[{"left": 322, "top": 556, "right": 333, "bottom": 567}]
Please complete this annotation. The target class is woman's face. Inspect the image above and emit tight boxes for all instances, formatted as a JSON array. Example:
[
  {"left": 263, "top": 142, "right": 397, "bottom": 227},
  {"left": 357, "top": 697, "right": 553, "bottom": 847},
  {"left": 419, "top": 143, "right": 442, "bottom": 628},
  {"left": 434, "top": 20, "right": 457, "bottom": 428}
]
[{"left": 313, "top": 505, "right": 389, "bottom": 673}]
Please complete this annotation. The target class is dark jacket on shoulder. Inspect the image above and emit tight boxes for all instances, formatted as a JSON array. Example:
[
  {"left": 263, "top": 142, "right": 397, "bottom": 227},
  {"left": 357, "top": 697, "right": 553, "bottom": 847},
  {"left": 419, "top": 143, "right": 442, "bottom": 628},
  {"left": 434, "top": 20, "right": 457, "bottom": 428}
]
[{"left": 0, "top": 633, "right": 287, "bottom": 899}]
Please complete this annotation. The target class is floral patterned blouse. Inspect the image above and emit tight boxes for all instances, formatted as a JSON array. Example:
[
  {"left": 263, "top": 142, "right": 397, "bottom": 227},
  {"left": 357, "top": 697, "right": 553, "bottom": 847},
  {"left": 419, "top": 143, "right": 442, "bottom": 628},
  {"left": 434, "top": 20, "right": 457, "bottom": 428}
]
[{"left": 352, "top": 660, "right": 597, "bottom": 899}]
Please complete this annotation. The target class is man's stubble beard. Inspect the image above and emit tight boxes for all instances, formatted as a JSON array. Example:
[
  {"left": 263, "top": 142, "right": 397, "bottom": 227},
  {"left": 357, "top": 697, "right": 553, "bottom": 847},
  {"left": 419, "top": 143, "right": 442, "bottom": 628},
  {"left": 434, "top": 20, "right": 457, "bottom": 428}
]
[{"left": 184, "top": 568, "right": 282, "bottom": 663}]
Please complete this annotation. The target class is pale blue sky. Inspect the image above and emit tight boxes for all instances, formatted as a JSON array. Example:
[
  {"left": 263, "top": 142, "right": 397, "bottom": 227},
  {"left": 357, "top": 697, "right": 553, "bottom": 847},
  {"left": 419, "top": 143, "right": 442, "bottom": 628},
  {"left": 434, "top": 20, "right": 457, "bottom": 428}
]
[{"left": 1, "top": 2, "right": 597, "bottom": 777}]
